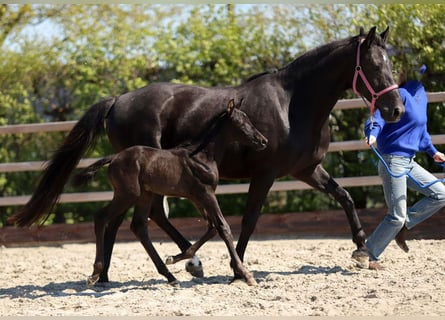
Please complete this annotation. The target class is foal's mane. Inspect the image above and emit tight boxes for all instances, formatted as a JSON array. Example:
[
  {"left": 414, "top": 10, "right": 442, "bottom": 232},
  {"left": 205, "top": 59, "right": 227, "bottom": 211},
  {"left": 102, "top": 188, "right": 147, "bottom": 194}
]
[
  {"left": 179, "top": 103, "right": 235, "bottom": 157},
  {"left": 188, "top": 110, "right": 229, "bottom": 157}
]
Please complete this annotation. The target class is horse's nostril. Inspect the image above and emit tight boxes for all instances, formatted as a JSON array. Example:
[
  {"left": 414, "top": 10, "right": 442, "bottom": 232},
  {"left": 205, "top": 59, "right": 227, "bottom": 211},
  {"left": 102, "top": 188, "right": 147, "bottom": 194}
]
[
  {"left": 393, "top": 108, "right": 402, "bottom": 118},
  {"left": 262, "top": 139, "right": 268, "bottom": 147}
]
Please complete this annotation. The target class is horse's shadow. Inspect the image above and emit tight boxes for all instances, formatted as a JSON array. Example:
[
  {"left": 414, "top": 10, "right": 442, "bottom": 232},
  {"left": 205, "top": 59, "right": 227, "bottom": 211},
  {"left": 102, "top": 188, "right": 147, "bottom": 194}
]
[
  {"left": 294, "top": 264, "right": 357, "bottom": 276},
  {"left": 0, "top": 265, "right": 357, "bottom": 299},
  {"left": 252, "top": 264, "right": 357, "bottom": 281},
  {"left": 185, "top": 264, "right": 358, "bottom": 287}
]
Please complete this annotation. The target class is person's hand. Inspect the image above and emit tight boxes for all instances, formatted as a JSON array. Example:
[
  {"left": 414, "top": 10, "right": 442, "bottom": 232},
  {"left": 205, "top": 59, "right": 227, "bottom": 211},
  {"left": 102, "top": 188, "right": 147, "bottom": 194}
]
[
  {"left": 366, "top": 135, "right": 376, "bottom": 146},
  {"left": 433, "top": 151, "right": 445, "bottom": 163}
]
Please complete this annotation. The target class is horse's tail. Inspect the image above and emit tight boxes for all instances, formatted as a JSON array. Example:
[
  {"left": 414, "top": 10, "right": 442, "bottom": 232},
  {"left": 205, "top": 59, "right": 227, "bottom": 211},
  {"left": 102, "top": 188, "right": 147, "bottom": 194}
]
[
  {"left": 7, "top": 97, "right": 116, "bottom": 227},
  {"left": 71, "top": 156, "right": 114, "bottom": 188}
]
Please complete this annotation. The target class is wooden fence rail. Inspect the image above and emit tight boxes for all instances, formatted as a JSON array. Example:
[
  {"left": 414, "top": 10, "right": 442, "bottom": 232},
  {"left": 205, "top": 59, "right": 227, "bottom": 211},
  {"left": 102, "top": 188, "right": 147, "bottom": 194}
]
[{"left": 1, "top": 93, "right": 444, "bottom": 207}]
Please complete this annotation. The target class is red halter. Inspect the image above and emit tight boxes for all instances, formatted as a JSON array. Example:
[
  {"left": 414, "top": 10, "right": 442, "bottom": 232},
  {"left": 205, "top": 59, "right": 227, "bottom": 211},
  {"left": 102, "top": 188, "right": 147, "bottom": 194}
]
[{"left": 352, "top": 39, "right": 399, "bottom": 115}]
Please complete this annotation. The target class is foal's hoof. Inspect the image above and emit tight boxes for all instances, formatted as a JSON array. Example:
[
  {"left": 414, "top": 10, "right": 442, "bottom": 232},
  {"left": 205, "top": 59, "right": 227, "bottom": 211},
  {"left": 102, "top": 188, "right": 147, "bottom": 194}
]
[
  {"left": 86, "top": 275, "right": 99, "bottom": 287},
  {"left": 230, "top": 275, "right": 257, "bottom": 286},
  {"left": 165, "top": 256, "right": 175, "bottom": 265},
  {"left": 185, "top": 256, "right": 204, "bottom": 278},
  {"left": 351, "top": 249, "right": 369, "bottom": 269},
  {"left": 246, "top": 276, "right": 258, "bottom": 286}
]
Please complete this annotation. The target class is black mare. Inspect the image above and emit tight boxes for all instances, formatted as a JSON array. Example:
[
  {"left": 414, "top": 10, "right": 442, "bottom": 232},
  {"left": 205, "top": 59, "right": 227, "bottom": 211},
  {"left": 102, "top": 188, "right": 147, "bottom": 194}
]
[
  {"left": 72, "top": 99, "right": 267, "bottom": 286},
  {"left": 9, "top": 27, "right": 404, "bottom": 282}
]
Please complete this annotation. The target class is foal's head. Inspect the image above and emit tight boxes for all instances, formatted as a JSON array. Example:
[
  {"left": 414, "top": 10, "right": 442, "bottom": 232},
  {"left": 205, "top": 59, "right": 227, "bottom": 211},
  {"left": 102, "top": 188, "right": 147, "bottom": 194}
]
[
  {"left": 189, "top": 99, "right": 268, "bottom": 157},
  {"left": 222, "top": 99, "right": 268, "bottom": 151}
]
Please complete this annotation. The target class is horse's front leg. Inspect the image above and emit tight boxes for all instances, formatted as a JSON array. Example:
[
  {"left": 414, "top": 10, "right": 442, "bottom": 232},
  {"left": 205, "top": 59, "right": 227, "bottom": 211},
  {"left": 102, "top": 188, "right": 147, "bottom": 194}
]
[
  {"left": 296, "top": 164, "right": 368, "bottom": 260},
  {"left": 235, "top": 175, "right": 275, "bottom": 277},
  {"left": 149, "top": 195, "right": 204, "bottom": 278}
]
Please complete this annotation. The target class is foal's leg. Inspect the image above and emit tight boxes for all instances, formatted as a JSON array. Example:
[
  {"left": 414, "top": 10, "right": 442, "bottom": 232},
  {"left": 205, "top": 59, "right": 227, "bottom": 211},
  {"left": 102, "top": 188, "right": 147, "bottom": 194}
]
[
  {"left": 98, "top": 214, "right": 126, "bottom": 282},
  {"left": 132, "top": 194, "right": 178, "bottom": 286},
  {"left": 165, "top": 223, "right": 217, "bottom": 265},
  {"left": 296, "top": 164, "right": 368, "bottom": 260},
  {"left": 199, "top": 193, "right": 257, "bottom": 286},
  {"left": 88, "top": 198, "right": 133, "bottom": 286},
  {"left": 149, "top": 195, "right": 204, "bottom": 277}
]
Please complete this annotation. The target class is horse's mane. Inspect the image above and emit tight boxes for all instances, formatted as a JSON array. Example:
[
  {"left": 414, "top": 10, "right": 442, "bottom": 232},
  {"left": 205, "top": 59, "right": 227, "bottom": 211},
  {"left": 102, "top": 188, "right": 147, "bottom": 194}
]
[
  {"left": 283, "top": 36, "right": 359, "bottom": 77},
  {"left": 244, "top": 68, "right": 279, "bottom": 83},
  {"left": 244, "top": 34, "right": 366, "bottom": 84},
  {"left": 283, "top": 30, "right": 387, "bottom": 80}
]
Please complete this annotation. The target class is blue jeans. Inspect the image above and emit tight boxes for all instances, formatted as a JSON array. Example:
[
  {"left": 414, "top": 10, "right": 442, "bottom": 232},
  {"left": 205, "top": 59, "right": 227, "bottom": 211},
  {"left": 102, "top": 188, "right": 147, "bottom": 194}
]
[{"left": 366, "top": 154, "right": 445, "bottom": 261}]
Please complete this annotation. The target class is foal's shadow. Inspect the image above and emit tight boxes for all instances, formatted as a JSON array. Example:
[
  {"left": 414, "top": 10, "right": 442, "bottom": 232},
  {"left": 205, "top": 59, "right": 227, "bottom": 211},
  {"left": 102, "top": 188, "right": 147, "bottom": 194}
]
[{"left": 0, "top": 278, "right": 168, "bottom": 300}]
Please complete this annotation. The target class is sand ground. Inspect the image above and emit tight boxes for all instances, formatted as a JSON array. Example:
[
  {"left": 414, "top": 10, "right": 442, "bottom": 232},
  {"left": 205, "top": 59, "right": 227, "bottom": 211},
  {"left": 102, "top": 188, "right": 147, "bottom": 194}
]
[{"left": 1, "top": 237, "right": 445, "bottom": 316}]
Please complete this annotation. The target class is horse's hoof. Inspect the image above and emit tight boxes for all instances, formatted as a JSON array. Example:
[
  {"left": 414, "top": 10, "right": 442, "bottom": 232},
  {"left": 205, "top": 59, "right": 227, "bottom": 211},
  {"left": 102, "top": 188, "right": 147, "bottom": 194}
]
[
  {"left": 87, "top": 275, "right": 99, "bottom": 287},
  {"left": 351, "top": 249, "right": 369, "bottom": 269},
  {"left": 395, "top": 226, "right": 409, "bottom": 253},
  {"left": 185, "top": 256, "right": 204, "bottom": 278},
  {"left": 168, "top": 279, "right": 180, "bottom": 287},
  {"left": 165, "top": 256, "right": 174, "bottom": 265},
  {"left": 395, "top": 239, "right": 410, "bottom": 253}
]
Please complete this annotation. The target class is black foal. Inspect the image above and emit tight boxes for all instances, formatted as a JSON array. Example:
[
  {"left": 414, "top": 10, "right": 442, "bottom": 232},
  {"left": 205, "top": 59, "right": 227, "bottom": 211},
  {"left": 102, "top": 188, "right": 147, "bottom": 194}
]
[{"left": 73, "top": 99, "right": 267, "bottom": 286}]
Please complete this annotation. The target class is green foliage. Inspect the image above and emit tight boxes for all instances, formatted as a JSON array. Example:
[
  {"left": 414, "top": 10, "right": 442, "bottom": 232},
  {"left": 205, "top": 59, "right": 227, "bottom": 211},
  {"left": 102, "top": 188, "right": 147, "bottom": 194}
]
[
  {"left": 1, "top": 4, "right": 444, "bottom": 225},
  {"left": 154, "top": 5, "right": 302, "bottom": 86}
]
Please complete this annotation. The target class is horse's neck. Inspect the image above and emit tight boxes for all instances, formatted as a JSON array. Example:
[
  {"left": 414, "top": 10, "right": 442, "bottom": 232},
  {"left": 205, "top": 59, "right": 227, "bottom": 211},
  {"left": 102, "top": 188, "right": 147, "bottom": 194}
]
[{"left": 282, "top": 39, "right": 356, "bottom": 119}]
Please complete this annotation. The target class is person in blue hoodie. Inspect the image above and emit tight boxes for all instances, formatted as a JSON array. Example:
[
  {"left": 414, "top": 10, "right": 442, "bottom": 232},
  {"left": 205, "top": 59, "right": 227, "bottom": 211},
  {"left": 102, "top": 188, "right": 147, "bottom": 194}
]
[{"left": 362, "top": 65, "right": 445, "bottom": 270}]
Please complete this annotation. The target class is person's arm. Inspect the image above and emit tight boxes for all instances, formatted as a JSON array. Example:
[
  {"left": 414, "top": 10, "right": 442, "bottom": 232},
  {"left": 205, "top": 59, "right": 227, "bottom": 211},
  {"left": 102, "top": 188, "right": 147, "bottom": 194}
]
[
  {"left": 433, "top": 152, "right": 445, "bottom": 163},
  {"left": 364, "top": 110, "right": 384, "bottom": 146},
  {"left": 419, "top": 129, "right": 444, "bottom": 162}
]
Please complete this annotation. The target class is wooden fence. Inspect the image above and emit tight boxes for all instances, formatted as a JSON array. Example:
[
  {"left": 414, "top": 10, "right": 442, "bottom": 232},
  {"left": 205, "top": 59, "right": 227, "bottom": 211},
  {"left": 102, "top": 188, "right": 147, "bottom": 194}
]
[
  {"left": 1, "top": 93, "right": 444, "bottom": 207},
  {"left": 1, "top": 93, "right": 444, "bottom": 245}
]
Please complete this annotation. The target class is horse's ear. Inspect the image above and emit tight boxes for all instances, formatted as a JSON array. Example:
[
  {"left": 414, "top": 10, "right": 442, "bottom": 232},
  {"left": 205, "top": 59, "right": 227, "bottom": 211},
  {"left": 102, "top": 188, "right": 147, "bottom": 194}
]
[
  {"left": 227, "top": 99, "right": 235, "bottom": 114},
  {"left": 363, "top": 26, "right": 377, "bottom": 48},
  {"left": 380, "top": 26, "right": 390, "bottom": 43},
  {"left": 359, "top": 27, "right": 365, "bottom": 36}
]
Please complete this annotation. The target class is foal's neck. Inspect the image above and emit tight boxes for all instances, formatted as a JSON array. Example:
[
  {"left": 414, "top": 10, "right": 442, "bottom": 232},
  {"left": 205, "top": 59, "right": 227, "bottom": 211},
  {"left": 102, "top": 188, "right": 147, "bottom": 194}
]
[{"left": 185, "top": 112, "right": 228, "bottom": 158}]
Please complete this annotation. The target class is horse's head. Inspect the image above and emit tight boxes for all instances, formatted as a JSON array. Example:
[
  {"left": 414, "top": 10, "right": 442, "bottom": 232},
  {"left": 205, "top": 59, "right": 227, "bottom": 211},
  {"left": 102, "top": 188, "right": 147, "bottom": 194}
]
[
  {"left": 353, "top": 26, "right": 404, "bottom": 123},
  {"left": 225, "top": 99, "right": 268, "bottom": 151}
]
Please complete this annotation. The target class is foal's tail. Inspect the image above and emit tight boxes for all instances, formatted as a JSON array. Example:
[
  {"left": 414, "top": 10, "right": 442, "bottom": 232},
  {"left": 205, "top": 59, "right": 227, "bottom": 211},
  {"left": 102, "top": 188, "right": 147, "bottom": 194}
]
[
  {"left": 71, "top": 156, "right": 114, "bottom": 188},
  {"left": 7, "top": 97, "right": 116, "bottom": 227}
]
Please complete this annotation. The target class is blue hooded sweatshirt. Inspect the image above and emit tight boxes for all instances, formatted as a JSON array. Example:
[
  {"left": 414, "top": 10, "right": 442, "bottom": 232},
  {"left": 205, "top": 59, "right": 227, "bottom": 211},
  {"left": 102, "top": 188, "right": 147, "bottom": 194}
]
[{"left": 364, "top": 80, "right": 437, "bottom": 158}]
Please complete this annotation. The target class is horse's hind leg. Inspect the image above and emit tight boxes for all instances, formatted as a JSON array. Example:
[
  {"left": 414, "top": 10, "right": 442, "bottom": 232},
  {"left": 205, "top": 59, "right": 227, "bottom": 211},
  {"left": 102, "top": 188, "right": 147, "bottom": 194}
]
[
  {"left": 132, "top": 195, "right": 178, "bottom": 286},
  {"left": 296, "top": 164, "right": 368, "bottom": 258},
  {"left": 166, "top": 224, "right": 217, "bottom": 265},
  {"left": 149, "top": 195, "right": 204, "bottom": 278}
]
